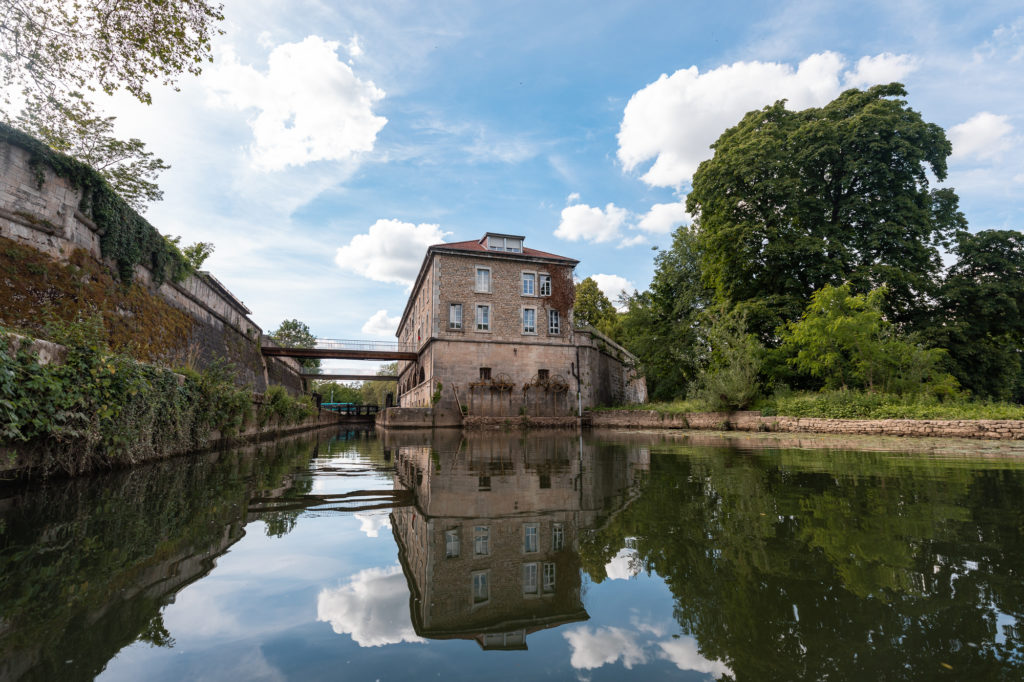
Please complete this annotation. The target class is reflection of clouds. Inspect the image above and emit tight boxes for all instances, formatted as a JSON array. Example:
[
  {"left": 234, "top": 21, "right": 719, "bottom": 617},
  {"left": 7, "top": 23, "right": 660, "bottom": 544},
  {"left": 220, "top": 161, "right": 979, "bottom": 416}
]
[
  {"left": 355, "top": 512, "right": 391, "bottom": 538},
  {"left": 658, "top": 638, "right": 732, "bottom": 677},
  {"left": 564, "top": 626, "right": 647, "bottom": 670},
  {"left": 565, "top": 620, "right": 731, "bottom": 678},
  {"left": 316, "top": 565, "right": 424, "bottom": 647},
  {"left": 604, "top": 547, "right": 641, "bottom": 580}
]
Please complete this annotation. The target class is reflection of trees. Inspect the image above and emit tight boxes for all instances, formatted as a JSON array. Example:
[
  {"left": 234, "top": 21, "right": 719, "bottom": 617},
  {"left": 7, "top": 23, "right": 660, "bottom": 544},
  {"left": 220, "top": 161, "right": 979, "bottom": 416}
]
[{"left": 580, "top": 448, "right": 1024, "bottom": 681}]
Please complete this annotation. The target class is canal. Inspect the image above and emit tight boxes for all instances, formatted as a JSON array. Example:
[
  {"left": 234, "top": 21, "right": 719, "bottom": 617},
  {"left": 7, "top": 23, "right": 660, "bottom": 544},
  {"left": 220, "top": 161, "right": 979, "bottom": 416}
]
[{"left": 1, "top": 428, "right": 1022, "bottom": 681}]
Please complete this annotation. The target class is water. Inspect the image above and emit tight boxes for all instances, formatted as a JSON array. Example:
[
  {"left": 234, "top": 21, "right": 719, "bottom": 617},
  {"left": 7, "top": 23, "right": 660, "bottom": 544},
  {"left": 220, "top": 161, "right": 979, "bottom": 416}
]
[{"left": 1, "top": 428, "right": 1023, "bottom": 681}]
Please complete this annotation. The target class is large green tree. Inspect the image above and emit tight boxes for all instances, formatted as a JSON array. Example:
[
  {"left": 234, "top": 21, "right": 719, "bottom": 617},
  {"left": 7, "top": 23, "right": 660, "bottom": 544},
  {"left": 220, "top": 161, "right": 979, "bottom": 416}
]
[
  {"left": 931, "top": 230, "right": 1024, "bottom": 401},
  {"left": 573, "top": 277, "right": 619, "bottom": 338},
  {"left": 619, "top": 227, "right": 711, "bottom": 400},
  {"left": 270, "top": 319, "right": 320, "bottom": 370},
  {"left": 688, "top": 83, "right": 967, "bottom": 342}
]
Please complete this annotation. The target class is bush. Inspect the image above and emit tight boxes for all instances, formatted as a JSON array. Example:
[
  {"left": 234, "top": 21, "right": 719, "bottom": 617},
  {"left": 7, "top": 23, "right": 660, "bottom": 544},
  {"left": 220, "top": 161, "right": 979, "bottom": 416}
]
[
  {"left": 257, "top": 385, "right": 314, "bottom": 427},
  {"left": 758, "top": 390, "right": 1024, "bottom": 420}
]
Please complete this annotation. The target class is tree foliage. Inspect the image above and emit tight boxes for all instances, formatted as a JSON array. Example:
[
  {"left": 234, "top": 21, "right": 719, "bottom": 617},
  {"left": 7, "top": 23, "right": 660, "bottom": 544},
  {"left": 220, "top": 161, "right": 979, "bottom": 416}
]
[
  {"left": 690, "top": 307, "right": 763, "bottom": 410},
  {"left": 15, "top": 94, "right": 170, "bottom": 212},
  {"left": 688, "top": 83, "right": 967, "bottom": 341},
  {"left": 270, "top": 319, "right": 320, "bottom": 370},
  {"left": 573, "top": 277, "right": 619, "bottom": 338},
  {"left": 0, "top": 0, "right": 224, "bottom": 107}
]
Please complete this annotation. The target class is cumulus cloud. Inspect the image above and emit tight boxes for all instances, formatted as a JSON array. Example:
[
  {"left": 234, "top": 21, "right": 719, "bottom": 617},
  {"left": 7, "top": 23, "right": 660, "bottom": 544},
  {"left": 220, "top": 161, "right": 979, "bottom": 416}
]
[
  {"left": 948, "top": 112, "right": 1014, "bottom": 161},
  {"left": 619, "top": 234, "right": 647, "bottom": 248},
  {"left": 335, "top": 219, "right": 451, "bottom": 286},
  {"left": 362, "top": 309, "right": 400, "bottom": 337},
  {"left": 316, "top": 565, "right": 424, "bottom": 647},
  {"left": 590, "top": 274, "right": 635, "bottom": 310},
  {"left": 555, "top": 203, "right": 628, "bottom": 243},
  {"left": 564, "top": 626, "right": 647, "bottom": 670},
  {"left": 604, "top": 546, "right": 641, "bottom": 580},
  {"left": 657, "top": 638, "right": 732, "bottom": 677},
  {"left": 618, "top": 51, "right": 919, "bottom": 187},
  {"left": 207, "top": 35, "right": 387, "bottom": 171},
  {"left": 636, "top": 201, "right": 691, "bottom": 234},
  {"left": 354, "top": 512, "right": 392, "bottom": 537}
]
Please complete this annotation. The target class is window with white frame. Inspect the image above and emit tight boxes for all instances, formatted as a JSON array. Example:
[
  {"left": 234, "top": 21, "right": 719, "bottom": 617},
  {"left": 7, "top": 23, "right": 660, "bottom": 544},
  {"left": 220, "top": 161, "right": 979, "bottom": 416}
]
[
  {"left": 445, "top": 529, "right": 460, "bottom": 558},
  {"left": 449, "top": 303, "right": 462, "bottom": 330},
  {"left": 539, "top": 274, "right": 551, "bottom": 296},
  {"left": 472, "top": 571, "right": 489, "bottom": 604},
  {"left": 487, "top": 236, "right": 522, "bottom": 252},
  {"left": 475, "top": 267, "right": 491, "bottom": 293},
  {"left": 523, "top": 523, "right": 538, "bottom": 553},
  {"left": 522, "top": 563, "right": 538, "bottom": 595},
  {"left": 543, "top": 562, "right": 556, "bottom": 593},
  {"left": 548, "top": 309, "right": 560, "bottom": 335},
  {"left": 522, "top": 308, "right": 536, "bottom": 334},
  {"left": 522, "top": 272, "right": 535, "bottom": 296},
  {"left": 552, "top": 523, "right": 564, "bottom": 551},
  {"left": 476, "top": 304, "right": 491, "bottom": 331},
  {"left": 474, "top": 526, "right": 490, "bottom": 556}
]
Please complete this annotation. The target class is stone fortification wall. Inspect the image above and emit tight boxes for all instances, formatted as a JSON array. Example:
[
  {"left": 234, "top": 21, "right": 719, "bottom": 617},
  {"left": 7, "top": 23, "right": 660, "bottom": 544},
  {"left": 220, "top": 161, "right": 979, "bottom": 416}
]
[
  {"left": 589, "top": 409, "right": 1024, "bottom": 440},
  {"left": 0, "top": 137, "right": 300, "bottom": 392},
  {"left": 575, "top": 326, "right": 647, "bottom": 407}
]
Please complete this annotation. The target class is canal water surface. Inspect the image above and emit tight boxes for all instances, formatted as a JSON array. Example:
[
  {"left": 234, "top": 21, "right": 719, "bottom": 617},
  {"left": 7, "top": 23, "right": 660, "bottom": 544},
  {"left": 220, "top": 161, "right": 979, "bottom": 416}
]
[{"left": 1, "top": 428, "right": 1023, "bottom": 681}]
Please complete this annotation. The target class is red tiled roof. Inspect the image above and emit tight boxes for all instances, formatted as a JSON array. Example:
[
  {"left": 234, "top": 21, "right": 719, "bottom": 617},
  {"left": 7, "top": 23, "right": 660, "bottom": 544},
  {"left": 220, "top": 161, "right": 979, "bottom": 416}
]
[{"left": 430, "top": 239, "right": 577, "bottom": 262}]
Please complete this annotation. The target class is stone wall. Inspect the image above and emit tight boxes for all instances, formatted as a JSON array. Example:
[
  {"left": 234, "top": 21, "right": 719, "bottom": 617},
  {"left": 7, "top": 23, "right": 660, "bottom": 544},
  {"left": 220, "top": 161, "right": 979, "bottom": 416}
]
[
  {"left": 0, "top": 137, "right": 300, "bottom": 392},
  {"left": 588, "top": 409, "right": 1024, "bottom": 440}
]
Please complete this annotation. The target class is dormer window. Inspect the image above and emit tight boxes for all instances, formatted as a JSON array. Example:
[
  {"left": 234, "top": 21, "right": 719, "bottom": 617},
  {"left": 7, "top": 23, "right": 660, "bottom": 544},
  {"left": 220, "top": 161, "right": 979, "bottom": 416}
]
[{"left": 484, "top": 233, "right": 524, "bottom": 253}]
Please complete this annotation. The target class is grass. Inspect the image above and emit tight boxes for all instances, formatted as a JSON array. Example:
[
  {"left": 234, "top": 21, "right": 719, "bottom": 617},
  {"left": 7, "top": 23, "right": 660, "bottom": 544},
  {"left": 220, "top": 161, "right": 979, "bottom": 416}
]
[{"left": 605, "top": 391, "right": 1024, "bottom": 421}]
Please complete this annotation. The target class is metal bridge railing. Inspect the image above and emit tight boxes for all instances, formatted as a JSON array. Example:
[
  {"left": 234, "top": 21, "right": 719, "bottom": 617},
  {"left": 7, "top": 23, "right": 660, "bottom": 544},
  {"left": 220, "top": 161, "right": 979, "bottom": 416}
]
[
  {"left": 301, "top": 368, "right": 387, "bottom": 376},
  {"left": 262, "top": 337, "right": 416, "bottom": 353}
]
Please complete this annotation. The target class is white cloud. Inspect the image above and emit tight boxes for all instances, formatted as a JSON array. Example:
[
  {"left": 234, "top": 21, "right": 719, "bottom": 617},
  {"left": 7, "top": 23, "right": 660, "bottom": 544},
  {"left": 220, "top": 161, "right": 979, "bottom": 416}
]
[
  {"left": 590, "top": 274, "right": 635, "bottom": 310},
  {"left": 346, "top": 35, "right": 364, "bottom": 59},
  {"left": 604, "top": 547, "right": 641, "bottom": 580},
  {"left": 354, "top": 512, "right": 392, "bottom": 537},
  {"left": 567, "top": 192, "right": 581, "bottom": 204},
  {"left": 206, "top": 35, "right": 387, "bottom": 171},
  {"left": 335, "top": 219, "right": 450, "bottom": 286},
  {"left": 618, "top": 52, "right": 919, "bottom": 187},
  {"left": 948, "top": 112, "right": 1014, "bottom": 161},
  {"left": 619, "top": 234, "right": 647, "bottom": 248},
  {"left": 564, "top": 626, "right": 647, "bottom": 670},
  {"left": 316, "top": 565, "right": 425, "bottom": 647},
  {"left": 361, "top": 309, "right": 400, "bottom": 337},
  {"left": 657, "top": 638, "right": 732, "bottom": 677},
  {"left": 636, "top": 201, "right": 690, "bottom": 234},
  {"left": 843, "top": 53, "right": 920, "bottom": 89},
  {"left": 556, "top": 203, "right": 628, "bottom": 243}
]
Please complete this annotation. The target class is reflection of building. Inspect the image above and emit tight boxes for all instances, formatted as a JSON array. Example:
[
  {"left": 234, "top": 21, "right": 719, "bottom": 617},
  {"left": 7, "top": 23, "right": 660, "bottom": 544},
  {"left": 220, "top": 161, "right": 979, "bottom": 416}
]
[{"left": 388, "top": 431, "right": 649, "bottom": 650}]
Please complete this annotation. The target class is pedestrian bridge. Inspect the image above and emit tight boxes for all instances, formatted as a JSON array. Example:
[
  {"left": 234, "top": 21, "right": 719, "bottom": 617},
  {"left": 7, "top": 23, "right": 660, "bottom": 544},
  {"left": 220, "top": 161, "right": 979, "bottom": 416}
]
[
  {"left": 261, "top": 338, "right": 417, "bottom": 362},
  {"left": 301, "top": 368, "right": 397, "bottom": 382}
]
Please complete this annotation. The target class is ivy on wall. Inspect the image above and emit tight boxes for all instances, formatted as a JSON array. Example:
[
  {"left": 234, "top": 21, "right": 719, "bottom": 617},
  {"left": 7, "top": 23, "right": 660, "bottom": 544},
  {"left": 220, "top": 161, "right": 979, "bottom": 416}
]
[{"left": 0, "top": 122, "right": 189, "bottom": 285}]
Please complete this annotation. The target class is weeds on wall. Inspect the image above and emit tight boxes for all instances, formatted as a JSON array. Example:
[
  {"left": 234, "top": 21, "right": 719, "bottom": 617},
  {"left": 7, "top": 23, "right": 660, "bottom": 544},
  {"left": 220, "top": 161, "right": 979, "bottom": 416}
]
[
  {"left": 257, "top": 385, "right": 315, "bottom": 428},
  {"left": 0, "top": 121, "right": 189, "bottom": 285},
  {"left": 0, "top": 318, "right": 254, "bottom": 476}
]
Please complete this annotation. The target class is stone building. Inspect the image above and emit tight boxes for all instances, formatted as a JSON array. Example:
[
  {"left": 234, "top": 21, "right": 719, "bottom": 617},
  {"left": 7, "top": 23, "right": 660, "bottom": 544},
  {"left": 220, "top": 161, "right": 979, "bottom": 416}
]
[
  {"left": 395, "top": 233, "right": 646, "bottom": 413},
  {"left": 386, "top": 430, "right": 650, "bottom": 649}
]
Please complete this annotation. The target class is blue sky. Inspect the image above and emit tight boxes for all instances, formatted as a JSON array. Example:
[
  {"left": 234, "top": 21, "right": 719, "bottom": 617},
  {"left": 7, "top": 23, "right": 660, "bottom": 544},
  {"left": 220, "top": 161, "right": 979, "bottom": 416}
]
[{"left": 100, "top": 0, "right": 1024, "bottom": 369}]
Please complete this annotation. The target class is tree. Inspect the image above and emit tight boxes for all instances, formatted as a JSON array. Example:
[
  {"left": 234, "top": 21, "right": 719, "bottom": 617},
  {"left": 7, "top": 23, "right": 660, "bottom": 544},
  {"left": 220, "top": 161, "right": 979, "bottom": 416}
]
[
  {"left": 0, "top": 0, "right": 224, "bottom": 107},
  {"left": 619, "top": 227, "right": 712, "bottom": 400},
  {"left": 691, "top": 306, "right": 763, "bottom": 410},
  {"left": 777, "top": 284, "right": 956, "bottom": 396},
  {"left": 688, "top": 83, "right": 967, "bottom": 342},
  {"left": 574, "top": 277, "right": 619, "bottom": 338},
  {"left": 310, "top": 380, "right": 363, "bottom": 404},
  {"left": 270, "top": 319, "right": 320, "bottom": 370},
  {"left": 931, "top": 230, "right": 1024, "bottom": 401},
  {"left": 360, "top": 362, "right": 398, "bottom": 406},
  {"left": 182, "top": 242, "right": 215, "bottom": 270},
  {"left": 15, "top": 94, "right": 170, "bottom": 212}
]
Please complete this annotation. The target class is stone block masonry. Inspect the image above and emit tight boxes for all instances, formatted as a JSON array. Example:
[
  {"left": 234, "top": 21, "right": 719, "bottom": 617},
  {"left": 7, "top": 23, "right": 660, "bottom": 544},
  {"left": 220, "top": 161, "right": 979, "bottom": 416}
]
[{"left": 588, "top": 409, "right": 1024, "bottom": 440}]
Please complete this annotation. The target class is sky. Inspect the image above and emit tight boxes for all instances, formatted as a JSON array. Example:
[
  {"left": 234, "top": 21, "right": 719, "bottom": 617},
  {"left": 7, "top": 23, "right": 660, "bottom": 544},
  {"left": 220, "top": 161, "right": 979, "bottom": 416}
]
[{"left": 96, "top": 0, "right": 1024, "bottom": 370}]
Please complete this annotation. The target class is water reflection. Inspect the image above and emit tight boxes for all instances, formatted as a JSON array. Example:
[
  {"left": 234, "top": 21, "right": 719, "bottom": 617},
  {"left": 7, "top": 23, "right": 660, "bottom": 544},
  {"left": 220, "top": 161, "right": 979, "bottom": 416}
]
[{"left": 381, "top": 430, "right": 648, "bottom": 650}]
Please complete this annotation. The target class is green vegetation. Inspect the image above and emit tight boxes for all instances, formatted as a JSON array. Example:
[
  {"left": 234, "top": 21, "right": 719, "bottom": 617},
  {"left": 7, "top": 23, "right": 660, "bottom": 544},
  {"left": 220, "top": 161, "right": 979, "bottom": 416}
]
[
  {"left": 574, "top": 277, "right": 620, "bottom": 338},
  {"left": 603, "top": 84, "right": 1024, "bottom": 420},
  {"left": 269, "top": 318, "right": 321, "bottom": 370}
]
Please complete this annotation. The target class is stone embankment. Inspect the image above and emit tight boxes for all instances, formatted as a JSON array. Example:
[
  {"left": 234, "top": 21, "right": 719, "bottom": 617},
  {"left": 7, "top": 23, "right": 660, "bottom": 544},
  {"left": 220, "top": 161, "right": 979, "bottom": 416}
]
[{"left": 588, "top": 410, "right": 1024, "bottom": 440}]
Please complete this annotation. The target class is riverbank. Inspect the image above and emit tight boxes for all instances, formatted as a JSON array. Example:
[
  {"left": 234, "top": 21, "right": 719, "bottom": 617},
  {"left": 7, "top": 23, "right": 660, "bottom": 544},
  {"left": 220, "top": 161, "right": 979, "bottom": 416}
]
[{"left": 587, "top": 409, "right": 1024, "bottom": 440}]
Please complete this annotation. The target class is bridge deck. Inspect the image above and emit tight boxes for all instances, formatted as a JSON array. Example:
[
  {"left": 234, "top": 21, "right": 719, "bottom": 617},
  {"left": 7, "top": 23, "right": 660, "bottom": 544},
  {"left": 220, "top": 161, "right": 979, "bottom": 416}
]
[
  {"left": 303, "top": 373, "right": 398, "bottom": 381},
  {"left": 262, "top": 347, "right": 416, "bottom": 361}
]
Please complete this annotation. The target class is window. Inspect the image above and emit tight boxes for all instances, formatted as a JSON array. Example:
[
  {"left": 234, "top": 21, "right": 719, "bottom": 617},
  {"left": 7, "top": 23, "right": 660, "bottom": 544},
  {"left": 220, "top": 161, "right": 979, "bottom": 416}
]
[
  {"left": 522, "top": 272, "right": 535, "bottom": 296},
  {"left": 478, "top": 475, "right": 491, "bottom": 491},
  {"left": 474, "top": 526, "right": 490, "bottom": 556},
  {"left": 476, "top": 304, "right": 490, "bottom": 331},
  {"left": 524, "top": 523, "right": 538, "bottom": 553},
  {"left": 543, "top": 563, "right": 556, "bottom": 593},
  {"left": 539, "top": 474, "right": 550, "bottom": 489},
  {"left": 473, "top": 571, "right": 489, "bottom": 604},
  {"left": 522, "top": 308, "right": 536, "bottom": 334},
  {"left": 479, "top": 367, "right": 491, "bottom": 381},
  {"left": 505, "top": 238, "right": 522, "bottom": 253},
  {"left": 449, "top": 303, "right": 462, "bottom": 330},
  {"left": 552, "top": 523, "right": 564, "bottom": 551},
  {"left": 539, "top": 274, "right": 551, "bottom": 296},
  {"left": 522, "top": 563, "right": 538, "bottom": 595},
  {"left": 537, "top": 369, "right": 549, "bottom": 381},
  {"left": 475, "top": 267, "right": 491, "bottom": 293},
  {"left": 488, "top": 236, "right": 522, "bottom": 252},
  {"left": 548, "top": 309, "right": 560, "bottom": 335},
  {"left": 446, "top": 529, "right": 460, "bottom": 558}
]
